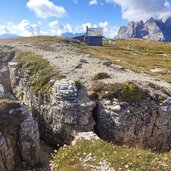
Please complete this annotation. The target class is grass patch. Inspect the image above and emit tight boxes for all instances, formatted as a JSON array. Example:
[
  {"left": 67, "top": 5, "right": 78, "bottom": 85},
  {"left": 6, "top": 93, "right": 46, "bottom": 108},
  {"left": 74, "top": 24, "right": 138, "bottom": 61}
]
[
  {"left": 89, "top": 81, "right": 144, "bottom": 102},
  {"left": 80, "top": 39, "right": 171, "bottom": 83},
  {"left": 91, "top": 72, "right": 110, "bottom": 80},
  {"left": 14, "top": 51, "right": 65, "bottom": 94},
  {"left": 52, "top": 139, "right": 171, "bottom": 171},
  {"left": 0, "top": 36, "right": 80, "bottom": 45}
]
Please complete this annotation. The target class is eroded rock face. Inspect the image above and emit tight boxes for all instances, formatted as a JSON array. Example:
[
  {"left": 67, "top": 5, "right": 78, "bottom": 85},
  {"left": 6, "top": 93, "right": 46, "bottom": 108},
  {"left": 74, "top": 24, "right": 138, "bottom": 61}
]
[
  {"left": 0, "top": 100, "right": 40, "bottom": 170},
  {"left": 0, "top": 133, "right": 15, "bottom": 171},
  {"left": 9, "top": 62, "right": 95, "bottom": 146},
  {"left": 19, "top": 118, "right": 40, "bottom": 166},
  {"left": 0, "top": 63, "right": 40, "bottom": 169},
  {"left": 0, "top": 84, "right": 14, "bottom": 99},
  {"left": 95, "top": 97, "right": 171, "bottom": 151},
  {"left": 0, "top": 45, "right": 15, "bottom": 63}
]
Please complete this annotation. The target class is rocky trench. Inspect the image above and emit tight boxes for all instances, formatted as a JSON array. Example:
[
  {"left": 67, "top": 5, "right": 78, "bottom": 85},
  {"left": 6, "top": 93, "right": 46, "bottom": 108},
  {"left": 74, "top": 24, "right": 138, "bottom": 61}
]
[
  {"left": 0, "top": 47, "right": 40, "bottom": 171},
  {"left": 1, "top": 46, "right": 171, "bottom": 170}
]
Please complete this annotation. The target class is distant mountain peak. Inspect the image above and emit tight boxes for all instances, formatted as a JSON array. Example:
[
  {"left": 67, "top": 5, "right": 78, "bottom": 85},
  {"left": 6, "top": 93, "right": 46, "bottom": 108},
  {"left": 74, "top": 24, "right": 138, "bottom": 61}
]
[
  {"left": 61, "top": 32, "right": 84, "bottom": 38},
  {"left": 116, "top": 17, "right": 171, "bottom": 42},
  {"left": 0, "top": 34, "right": 20, "bottom": 39}
]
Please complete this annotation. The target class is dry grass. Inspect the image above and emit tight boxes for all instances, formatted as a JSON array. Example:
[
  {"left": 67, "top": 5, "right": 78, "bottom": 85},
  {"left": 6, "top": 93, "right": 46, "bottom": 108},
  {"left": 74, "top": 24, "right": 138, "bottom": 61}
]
[
  {"left": 80, "top": 39, "right": 171, "bottom": 83},
  {"left": 1, "top": 36, "right": 171, "bottom": 83},
  {"left": 0, "top": 36, "right": 80, "bottom": 45},
  {"left": 91, "top": 72, "right": 110, "bottom": 80},
  {"left": 89, "top": 81, "right": 144, "bottom": 102},
  {"left": 14, "top": 51, "right": 65, "bottom": 94}
]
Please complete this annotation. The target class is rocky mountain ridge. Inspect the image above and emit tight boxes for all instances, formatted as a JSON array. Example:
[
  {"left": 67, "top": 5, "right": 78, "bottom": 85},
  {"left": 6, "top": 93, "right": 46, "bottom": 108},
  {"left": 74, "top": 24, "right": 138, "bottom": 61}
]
[{"left": 116, "top": 17, "right": 171, "bottom": 42}]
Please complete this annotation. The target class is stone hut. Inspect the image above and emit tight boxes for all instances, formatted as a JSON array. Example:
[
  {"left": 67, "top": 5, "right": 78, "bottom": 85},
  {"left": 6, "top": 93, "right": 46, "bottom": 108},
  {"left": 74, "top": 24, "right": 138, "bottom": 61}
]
[{"left": 84, "top": 26, "right": 103, "bottom": 46}]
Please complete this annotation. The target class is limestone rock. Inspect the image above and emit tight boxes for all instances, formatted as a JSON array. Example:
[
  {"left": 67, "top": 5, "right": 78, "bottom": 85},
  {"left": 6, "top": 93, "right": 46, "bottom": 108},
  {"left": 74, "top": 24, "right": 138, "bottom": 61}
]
[
  {"left": 95, "top": 97, "right": 171, "bottom": 151},
  {"left": 0, "top": 133, "right": 15, "bottom": 171},
  {"left": 72, "top": 132, "right": 99, "bottom": 145},
  {"left": 8, "top": 62, "right": 95, "bottom": 146},
  {"left": 0, "top": 84, "right": 5, "bottom": 98},
  {"left": 52, "top": 79, "right": 78, "bottom": 101},
  {"left": 0, "top": 84, "right": 14, "bottom": 99},
  {"left": 19, "top": 118, "right": 40, "bottom": 166},
  {"left": 161, "top": 97, "right": 171, "bottom": 112}
]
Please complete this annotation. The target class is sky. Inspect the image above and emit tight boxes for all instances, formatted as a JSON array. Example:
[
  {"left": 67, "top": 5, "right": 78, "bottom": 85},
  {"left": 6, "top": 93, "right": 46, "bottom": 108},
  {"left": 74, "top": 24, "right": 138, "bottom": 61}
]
[{"left": 0, "top": 0, "right": 171, "bottom": 38}]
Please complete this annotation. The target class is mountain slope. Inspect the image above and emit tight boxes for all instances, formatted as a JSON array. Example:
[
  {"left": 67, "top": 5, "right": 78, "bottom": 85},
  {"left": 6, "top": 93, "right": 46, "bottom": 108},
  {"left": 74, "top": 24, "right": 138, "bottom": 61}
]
[
  {"left": 116, "top": 17, "right": 171, "bottom": 42},
  {"left": 0, "top": 34, "right": 20, "bottom": 39}
]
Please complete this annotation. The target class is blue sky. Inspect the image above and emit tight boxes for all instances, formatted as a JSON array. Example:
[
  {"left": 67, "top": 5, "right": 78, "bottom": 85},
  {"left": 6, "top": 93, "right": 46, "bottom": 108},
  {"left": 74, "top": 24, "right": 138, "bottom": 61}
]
[{"left": 0, "top": 0, "right": 171, "bottom": 38}]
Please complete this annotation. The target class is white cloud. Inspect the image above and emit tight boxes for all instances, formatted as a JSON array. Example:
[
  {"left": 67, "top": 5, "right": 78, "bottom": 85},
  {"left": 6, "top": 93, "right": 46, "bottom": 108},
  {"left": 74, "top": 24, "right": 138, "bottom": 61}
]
[
  {"left": 49, "top": 20, "right": 73, "bottom": 36},
  {"left": 49, "top": 20, "right": 118, "bottom": 38},
  {"left": 99, "top": 21, "right": 118, "bottom": 38},
  {"left": 26, "top": 0, "right": 67, "bottom": 19},
  {"left": 0, "top": 19, "right": 41, "bottom": 37},
  {"left": 106, "top": 0, "right": 171, "bottom": 21},
  {"left": 89, "top": 0, "right": 98, "bottom": 5},
  {"left": 0, "top": 19, "right": 118, "bottom": 39},
  {"left": 75, "top": 22, "right": 98, "bottom": 33}
]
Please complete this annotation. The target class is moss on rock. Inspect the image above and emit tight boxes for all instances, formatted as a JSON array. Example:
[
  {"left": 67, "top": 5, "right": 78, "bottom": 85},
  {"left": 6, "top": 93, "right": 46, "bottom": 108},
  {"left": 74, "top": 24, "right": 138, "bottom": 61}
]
[
  {"left": 51, "top": 139, "right": 171, "bottom": 171},
  {"left": 89, "top": 81, "right": 144, "bottom": 102},
  {"left": 14, "top": 51, "right": 65, "bottom": 94}
]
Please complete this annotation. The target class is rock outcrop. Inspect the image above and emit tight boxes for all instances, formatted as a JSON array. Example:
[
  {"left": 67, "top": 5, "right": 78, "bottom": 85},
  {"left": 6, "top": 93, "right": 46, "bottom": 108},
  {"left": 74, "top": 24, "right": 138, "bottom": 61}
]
[
  {"left": 116, "top": 17, "right": 171, "bottom": 42},
  {"left": 0, "top": 133, "right": 15, "bottom": 171},
  {"left": 0, "top": 46, "right": 40, "bottom": 170},
  {"left": 0, "top": 100, "right": 40, "bottom": 170},
  {"left": 19, "top": 117, "right": 40, "bottom": 166},
  {"left": 95, "top": 94, "right": 171, "bottom": 151},
  {"left": 8, "top": 62, "right": 95, "bottom": 146}
]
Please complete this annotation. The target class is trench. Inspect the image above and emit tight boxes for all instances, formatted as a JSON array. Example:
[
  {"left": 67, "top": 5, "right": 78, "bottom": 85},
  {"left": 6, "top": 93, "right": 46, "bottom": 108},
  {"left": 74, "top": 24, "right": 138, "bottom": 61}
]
[{"left": 0, "top": 48, "right": 53, "bottom": 171}]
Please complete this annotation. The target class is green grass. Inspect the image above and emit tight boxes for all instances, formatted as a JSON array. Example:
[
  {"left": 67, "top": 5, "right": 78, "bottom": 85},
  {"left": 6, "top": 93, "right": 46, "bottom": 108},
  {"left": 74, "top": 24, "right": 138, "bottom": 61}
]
[
  {"left": 52, "top": 139, "right": 171, "bottom": 171},
  {"left": 91, "top": 72, "right": 111, "bottom": 80},
  {"left": 89, "top": 81, "right": 144, "bottom": 102},
  {"left": 80, "top": 39, "right": 171, "bottom": 83},
  {"left": 14, "top": 51, "right": 65, "bottom": 94}
]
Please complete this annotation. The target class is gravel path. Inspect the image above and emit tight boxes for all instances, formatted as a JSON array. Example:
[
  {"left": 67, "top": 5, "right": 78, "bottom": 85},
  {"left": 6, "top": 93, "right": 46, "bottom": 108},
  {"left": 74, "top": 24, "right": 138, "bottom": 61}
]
[{"left": 1, "top": 41, "right": 171, "bottom": 90}]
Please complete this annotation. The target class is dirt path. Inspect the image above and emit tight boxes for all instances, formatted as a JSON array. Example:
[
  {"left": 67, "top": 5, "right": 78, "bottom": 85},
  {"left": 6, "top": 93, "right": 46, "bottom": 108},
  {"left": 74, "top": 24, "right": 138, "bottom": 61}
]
[{"left": 1, "top": 41, "right": 171, "bottom": 90}]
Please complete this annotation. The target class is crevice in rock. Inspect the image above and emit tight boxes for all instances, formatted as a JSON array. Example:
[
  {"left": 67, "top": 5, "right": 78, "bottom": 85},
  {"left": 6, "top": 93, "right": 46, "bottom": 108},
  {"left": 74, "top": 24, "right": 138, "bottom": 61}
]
[{"left": 92, "top": 102, "right": 100, "bottom": 137}]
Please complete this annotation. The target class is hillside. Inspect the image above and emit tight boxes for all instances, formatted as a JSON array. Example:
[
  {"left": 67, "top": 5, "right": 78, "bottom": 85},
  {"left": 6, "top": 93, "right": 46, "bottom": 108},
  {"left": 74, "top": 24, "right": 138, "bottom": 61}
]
[{"left": 0, "top": 36, "right": 171, "bottom": 171}]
